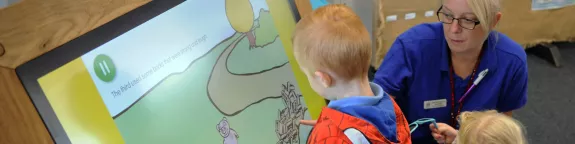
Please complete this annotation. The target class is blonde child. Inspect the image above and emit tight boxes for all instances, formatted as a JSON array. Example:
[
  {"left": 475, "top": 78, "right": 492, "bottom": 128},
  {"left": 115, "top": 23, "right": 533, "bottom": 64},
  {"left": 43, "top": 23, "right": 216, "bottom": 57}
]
[
  {"left": 293, "top": 4, "right": 411, "bottom": 144},
  {"left": 430, "top": 110, "right": 528, "bottom": 144}
]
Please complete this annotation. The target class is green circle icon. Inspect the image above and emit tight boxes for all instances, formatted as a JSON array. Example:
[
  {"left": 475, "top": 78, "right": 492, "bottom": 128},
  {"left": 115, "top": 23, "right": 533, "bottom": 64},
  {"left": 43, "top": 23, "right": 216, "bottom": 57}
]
[{"left": 93, "top": 54, "right": 117, "bottom": 82}]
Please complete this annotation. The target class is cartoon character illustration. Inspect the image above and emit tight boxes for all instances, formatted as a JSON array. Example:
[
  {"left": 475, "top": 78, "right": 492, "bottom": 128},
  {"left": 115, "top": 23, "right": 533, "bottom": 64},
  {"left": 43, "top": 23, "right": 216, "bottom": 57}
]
[
  {"left": 217, "top": 117, "right": 239, "bottom": 144},
  {"left": 276, "top": 82, "right": 307, "bottom": 144},
  {"left": 225, "top": 0, "right": 257, "bottom": 48}
]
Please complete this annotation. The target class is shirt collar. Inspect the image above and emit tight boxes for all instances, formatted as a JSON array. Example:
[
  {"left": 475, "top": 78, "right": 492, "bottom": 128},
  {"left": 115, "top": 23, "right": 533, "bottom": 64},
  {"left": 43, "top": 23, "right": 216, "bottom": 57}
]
[
  {"left": 327, "top": 82, "right": 386, "bottom": 110},
  {"left": 440, "top": 31, "right": 499, "bottom": 73}
]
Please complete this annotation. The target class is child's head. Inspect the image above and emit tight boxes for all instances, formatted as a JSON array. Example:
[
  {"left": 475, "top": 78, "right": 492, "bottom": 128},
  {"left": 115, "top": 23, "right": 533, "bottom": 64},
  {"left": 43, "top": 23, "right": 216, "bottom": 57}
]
[
  {"left": 457, "top": 110, "right": 527, "bottom": 144},
  {"left": 292, "top": 4, "right": 371, "bottom": 100}
]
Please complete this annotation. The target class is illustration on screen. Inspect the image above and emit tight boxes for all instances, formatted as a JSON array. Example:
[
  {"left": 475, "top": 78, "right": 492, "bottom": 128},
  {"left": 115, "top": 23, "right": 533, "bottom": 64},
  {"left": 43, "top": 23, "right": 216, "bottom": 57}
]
[{"left": 217, "top": 117, "right": 239, "bottom": 144}]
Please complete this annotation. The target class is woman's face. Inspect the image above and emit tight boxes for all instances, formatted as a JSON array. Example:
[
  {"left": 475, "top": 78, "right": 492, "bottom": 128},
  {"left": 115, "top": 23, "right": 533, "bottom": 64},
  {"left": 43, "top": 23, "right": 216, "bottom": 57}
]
[{"left": 441, "top": 0, "right": 488, "bottom": 54}]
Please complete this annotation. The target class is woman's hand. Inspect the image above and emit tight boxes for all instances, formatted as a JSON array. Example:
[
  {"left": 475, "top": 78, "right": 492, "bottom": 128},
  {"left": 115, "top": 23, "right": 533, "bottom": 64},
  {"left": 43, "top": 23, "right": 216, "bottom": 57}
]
[
  {"left": 299, "top": 120, "right": 317, "bottom": 126},
  {"left": 429, "top": 123, "right": 458, "bottom": 144}
]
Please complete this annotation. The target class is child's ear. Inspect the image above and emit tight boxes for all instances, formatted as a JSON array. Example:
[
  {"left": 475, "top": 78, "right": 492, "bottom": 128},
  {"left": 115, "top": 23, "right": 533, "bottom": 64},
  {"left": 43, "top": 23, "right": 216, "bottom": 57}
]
[{"left": 314, "top": 71, "right": 332, "bottom": 88}]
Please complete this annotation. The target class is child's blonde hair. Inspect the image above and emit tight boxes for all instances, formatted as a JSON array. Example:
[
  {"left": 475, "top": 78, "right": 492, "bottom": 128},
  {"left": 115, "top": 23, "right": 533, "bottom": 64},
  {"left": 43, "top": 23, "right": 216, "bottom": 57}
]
[
  {"left": 457, "top": 110, "right": 527, "bottom": 144},
  {"left": 292, "top": 4, "right": 371, "bottom": 81}
]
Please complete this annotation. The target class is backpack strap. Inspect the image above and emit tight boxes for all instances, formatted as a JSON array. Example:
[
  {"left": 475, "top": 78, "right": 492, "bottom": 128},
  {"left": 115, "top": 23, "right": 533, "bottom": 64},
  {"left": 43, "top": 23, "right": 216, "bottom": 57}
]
[{"left": 343, "top": 128, "right": 372, "bottom": 144}]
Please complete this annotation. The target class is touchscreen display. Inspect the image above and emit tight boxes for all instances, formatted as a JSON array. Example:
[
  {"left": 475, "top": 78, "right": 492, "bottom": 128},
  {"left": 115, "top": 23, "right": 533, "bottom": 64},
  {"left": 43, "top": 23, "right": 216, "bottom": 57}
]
[{"left": 35, "top": 0, "right": 322, "bottom": 143}]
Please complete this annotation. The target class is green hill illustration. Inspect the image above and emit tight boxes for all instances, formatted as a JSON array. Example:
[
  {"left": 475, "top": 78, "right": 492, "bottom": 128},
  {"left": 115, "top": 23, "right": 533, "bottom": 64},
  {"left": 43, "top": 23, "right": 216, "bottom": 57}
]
[
  {"left": 226, "top": 9, "right": 288, "bottom": 75},
  {"left": 208, "top": 9, "right": 296, "bottom": 116}
]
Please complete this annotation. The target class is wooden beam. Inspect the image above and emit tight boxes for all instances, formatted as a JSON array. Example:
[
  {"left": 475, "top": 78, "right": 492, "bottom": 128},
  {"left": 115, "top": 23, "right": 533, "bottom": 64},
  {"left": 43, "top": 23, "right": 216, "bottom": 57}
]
[
  {"left": 295, "top": 0, "right": 312, "bottom": 18},
  {"left": 0, "top": 66, "right": 52, "bottom": 144},
  {"left": 0, "top": 0, "right": 151, "bottom": 68},
  {"left": 541, "top": 43, "right": 562, "bottom": 67}
]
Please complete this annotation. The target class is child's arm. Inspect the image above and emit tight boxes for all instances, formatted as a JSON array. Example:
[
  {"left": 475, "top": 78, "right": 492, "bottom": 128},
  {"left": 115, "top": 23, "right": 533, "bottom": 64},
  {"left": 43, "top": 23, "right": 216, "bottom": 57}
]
[
  {"left": 308, "top": 124, "right": 354, "bottom": 144},
  {"left": 314, "top": 137, "right": 352, "bottom": 144}
]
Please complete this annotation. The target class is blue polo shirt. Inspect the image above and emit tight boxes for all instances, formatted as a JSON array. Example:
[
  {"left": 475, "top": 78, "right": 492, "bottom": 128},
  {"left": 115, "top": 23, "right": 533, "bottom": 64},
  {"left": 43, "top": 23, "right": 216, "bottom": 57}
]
[{"left": 373, "top": 22, "right": 528, "bottom": 143}]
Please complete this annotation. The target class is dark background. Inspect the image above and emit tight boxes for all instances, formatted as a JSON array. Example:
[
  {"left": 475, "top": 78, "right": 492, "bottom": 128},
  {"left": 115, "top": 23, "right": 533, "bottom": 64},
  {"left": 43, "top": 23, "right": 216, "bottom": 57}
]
[{"left": 519, "top": 42, "right": 575, "bottom": 143}]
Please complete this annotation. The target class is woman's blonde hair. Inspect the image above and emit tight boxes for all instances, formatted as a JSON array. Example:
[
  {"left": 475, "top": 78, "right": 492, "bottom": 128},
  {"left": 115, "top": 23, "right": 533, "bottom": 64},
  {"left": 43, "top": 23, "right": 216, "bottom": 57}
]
[
  {"left": 466, "top": 0, "right": 501, "bottom": 34},
  {"left": 457, "top": 110, "right": 528, "bottom": 144}
]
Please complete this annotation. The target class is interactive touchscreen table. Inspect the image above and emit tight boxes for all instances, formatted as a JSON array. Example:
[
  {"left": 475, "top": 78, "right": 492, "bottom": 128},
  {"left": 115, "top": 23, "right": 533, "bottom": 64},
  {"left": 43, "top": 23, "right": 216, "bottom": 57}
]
[{"left": 15, "top": 0, "right": 326, "bottom": 143}]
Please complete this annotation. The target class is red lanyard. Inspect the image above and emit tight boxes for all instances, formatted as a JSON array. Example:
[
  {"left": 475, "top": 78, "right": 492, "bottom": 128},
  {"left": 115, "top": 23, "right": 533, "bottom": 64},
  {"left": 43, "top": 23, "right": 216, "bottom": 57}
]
[{"left": 448, "top": 50, "right": 483, "bottom": 127}]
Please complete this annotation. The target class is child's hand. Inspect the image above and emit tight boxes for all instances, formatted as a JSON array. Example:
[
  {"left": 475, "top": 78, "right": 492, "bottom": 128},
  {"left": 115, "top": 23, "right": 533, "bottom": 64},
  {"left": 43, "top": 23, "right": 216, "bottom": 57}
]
[
  {"left": 429, "top": 123, "right": 457, "bottom": 144},
  {"left": 299, "top": 120, "right": 317, "bottom": 126}
]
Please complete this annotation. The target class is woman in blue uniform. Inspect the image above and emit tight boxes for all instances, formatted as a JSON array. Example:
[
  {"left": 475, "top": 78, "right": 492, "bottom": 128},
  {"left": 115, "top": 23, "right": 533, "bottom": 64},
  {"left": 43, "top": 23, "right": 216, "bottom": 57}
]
[{"left": 373, "top": 0, "right": 527, "bottom": 143}]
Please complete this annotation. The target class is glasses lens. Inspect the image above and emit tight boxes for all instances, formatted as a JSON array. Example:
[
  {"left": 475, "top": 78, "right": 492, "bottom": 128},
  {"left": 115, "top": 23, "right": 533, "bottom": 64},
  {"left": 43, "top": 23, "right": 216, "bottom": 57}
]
[
  {"left": 438, "top": 13, "right": 453, "bottom": 23},
  {"left": 459, "top": 19, "right": 477, "bottom": 29}
]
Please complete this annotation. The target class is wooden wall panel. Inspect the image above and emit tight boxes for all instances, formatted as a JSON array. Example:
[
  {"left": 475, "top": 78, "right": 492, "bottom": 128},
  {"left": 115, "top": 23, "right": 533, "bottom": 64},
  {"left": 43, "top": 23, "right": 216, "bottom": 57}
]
[
  {"left": 0, "top": 0, "right": 151, "bottom": 68},
  {"left": 295, "top": 0, "right": 312, "bottom": 18}
]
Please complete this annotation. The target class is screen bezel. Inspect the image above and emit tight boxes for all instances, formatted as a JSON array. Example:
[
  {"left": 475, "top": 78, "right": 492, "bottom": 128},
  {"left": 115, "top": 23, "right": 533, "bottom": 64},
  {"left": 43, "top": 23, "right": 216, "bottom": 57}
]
[
  {"left": 288, "top": 0, "right": 301, "bottom": 22},
  {"left": 15, "top": 0, "right": 302, "bottom": 143}
]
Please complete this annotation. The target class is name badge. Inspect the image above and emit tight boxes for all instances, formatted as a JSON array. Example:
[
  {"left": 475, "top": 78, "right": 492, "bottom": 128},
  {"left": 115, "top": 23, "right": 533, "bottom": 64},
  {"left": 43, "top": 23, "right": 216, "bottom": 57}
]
[{"left": 424, "top": 99, "right": 447, "bottom": 109}]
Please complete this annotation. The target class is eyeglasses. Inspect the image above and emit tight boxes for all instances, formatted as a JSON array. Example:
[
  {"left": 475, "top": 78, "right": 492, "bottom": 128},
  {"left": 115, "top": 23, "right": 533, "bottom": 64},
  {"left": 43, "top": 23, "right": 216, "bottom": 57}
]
[
  {"left": 409, "top": 118, "right": 438, "bottom": 133},
  {"left": 436, "top": 6, "right": 481, "bottom": 30}
]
